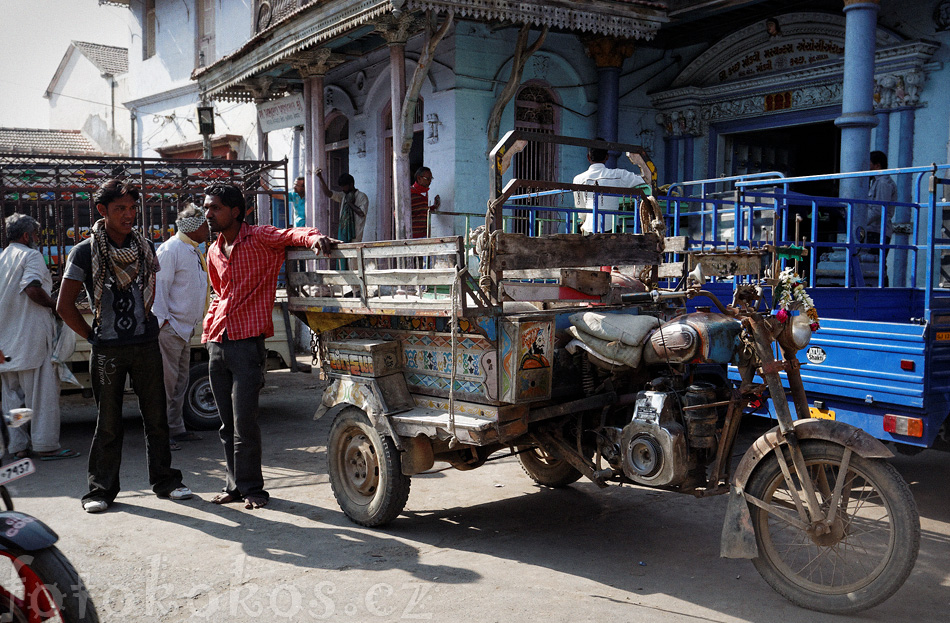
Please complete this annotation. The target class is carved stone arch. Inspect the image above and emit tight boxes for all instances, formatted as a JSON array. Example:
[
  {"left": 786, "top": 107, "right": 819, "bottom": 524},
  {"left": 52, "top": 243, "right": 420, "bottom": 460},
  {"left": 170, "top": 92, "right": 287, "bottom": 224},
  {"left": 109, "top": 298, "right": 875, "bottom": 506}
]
[
  {"left": 673, "top": 12, "right": 900, "bottom": 89},
  {"left": 324, "top": 84, "right": 356, "bottom": 119},
  {"left": 651, "top": 12, "right": 934, "bottom": 135},
  {"left": 493, "top": 49, "right": 589, "bottom": 122}
]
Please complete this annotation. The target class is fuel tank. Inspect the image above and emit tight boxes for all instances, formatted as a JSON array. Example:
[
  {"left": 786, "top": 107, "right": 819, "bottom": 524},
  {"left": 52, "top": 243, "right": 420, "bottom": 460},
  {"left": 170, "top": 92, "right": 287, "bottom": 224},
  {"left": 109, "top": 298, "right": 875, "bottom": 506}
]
[{"left": 644, "top": 312, "right": 742, "bottom": 365}]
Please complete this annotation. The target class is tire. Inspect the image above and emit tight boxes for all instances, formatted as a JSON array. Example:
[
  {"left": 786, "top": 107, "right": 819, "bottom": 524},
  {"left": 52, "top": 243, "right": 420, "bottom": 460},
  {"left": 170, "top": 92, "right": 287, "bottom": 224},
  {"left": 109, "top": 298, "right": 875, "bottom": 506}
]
[
  {"left": 182, "top": 362, "right": 220, "bottom": 431},
  {"left": 516, "top": 445, "right": 583, "bottom": 488},
  {"left": 0, "top": 546, "right": 99, "bottom": 623},
  {"left": 746, "top": 440, "right": 920, "bottom": 614},
  {"left": 327, "top": 407, "right": 410, "bottom": 527}
]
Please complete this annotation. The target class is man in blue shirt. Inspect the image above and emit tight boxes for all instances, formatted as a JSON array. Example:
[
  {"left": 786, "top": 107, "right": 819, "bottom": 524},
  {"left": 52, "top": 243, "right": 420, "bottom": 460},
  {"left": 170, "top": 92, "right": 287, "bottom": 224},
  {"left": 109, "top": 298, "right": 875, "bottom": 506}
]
[{"left": 288, "top": 176, "right": 306, "bottom": 227}]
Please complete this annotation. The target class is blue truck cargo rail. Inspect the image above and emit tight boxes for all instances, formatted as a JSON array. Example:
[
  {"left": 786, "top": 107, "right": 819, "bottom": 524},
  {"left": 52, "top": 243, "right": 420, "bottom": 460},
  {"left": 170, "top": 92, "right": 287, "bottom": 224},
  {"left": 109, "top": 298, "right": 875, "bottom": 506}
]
[{"left": 498, "top": 163, "right": 950, "bottom": 452}]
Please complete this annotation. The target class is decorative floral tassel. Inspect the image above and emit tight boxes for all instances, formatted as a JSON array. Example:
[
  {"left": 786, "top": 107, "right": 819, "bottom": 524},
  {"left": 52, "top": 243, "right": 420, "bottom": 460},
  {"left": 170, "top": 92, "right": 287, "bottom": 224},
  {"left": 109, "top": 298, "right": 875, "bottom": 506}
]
[{"left": 774, "top": 267, "right": 820, "bottom": 330}]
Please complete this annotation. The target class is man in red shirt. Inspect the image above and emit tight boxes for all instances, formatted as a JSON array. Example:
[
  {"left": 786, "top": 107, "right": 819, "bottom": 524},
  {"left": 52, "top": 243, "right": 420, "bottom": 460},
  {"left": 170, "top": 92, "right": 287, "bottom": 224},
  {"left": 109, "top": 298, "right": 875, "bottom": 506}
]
[
  {"left": 202, "top": 184, "right": 333, "bottom": 509},
  {"left": 410, "top": 166, "right": 440, "bottom": 238}
]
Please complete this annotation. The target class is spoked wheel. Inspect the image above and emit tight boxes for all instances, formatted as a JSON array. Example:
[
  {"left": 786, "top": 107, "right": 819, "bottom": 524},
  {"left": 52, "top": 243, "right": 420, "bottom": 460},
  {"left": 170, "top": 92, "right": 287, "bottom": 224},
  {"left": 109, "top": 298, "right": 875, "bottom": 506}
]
[
  {"left": 515, "top": 445, "right": 582, "bottom": 488},
  {"left": 327, "top": 407, "right": 410, "bottom": 527},
  {"left": 746, "top": 440, "right": 920, "bottom": 614},
  {"left": 0, "top": 547, "right": 99, "bottom": 623}
]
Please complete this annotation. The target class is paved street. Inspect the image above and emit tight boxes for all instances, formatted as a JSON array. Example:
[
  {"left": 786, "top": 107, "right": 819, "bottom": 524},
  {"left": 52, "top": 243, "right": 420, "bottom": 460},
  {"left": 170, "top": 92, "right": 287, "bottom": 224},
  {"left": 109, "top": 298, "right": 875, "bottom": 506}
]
[{"left": 9, "top": 361, "right": 949, "bottom": 622}]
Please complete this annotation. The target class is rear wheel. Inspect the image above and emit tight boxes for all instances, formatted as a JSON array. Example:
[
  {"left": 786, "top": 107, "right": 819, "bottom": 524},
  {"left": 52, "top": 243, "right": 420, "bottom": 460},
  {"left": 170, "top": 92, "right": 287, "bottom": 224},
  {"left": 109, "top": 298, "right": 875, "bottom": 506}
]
[
  {"left": 182, "top": 362, "right": 219, "bottom": 431},
  {"left": 328, "top": 407, "right": 410, "bottom": 527},
  {"left": 0, "top": 546, "right": 99, "bottom": 623},
  {"left": 746, "top": 440, "right": 920, "bottom": 614},
  {"left": 516, "top": 445, "right": 582, "bottom": 488}
]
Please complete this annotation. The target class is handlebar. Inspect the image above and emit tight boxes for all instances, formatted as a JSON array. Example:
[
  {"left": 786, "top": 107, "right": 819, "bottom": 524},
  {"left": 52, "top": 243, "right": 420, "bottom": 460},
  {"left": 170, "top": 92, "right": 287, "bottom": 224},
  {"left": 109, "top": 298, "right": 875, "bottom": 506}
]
[
  {"left": 620, "top": 289, "right": 731, "bottom": 314},
  {"left": 620, "top": 291, "right": 687, "bottom": 304}
]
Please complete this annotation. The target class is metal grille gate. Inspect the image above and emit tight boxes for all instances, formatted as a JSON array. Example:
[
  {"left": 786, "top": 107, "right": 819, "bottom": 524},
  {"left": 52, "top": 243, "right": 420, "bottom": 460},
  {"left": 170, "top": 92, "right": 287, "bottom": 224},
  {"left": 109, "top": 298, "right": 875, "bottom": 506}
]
[{"left": 0, "top": 154, "right": 288, "bottom": 283}]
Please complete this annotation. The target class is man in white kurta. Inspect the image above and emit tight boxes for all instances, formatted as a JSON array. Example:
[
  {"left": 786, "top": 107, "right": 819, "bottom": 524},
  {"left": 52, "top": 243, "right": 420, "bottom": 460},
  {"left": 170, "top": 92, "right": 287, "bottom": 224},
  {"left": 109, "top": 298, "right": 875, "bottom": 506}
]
[
  {"left": 152, "top": 206, "right": 210, "bottom": 444},
  {"left": 573, "top": 146, "right": 646, "bottom": 234},
  {"left": 0, "top": 214, "right": 71, "bottom": 458}
]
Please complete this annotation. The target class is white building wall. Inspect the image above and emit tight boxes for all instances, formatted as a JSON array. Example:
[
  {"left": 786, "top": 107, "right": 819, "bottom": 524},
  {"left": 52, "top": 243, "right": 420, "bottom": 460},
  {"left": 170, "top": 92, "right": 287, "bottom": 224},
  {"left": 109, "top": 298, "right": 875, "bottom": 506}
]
[
  {"left": 47, "top": 50, "right": 130, "bottom": 155},
  {"left": 125, "top": 0, "right": 290, "bottom": 165}
]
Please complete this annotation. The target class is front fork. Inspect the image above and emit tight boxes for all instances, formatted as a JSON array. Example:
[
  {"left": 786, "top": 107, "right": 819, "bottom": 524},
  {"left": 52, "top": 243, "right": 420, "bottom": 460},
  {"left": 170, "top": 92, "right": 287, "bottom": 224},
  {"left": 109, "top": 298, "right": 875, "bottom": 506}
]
[{"left": 744, "top": 316, "right": 847, "bottom": 534}]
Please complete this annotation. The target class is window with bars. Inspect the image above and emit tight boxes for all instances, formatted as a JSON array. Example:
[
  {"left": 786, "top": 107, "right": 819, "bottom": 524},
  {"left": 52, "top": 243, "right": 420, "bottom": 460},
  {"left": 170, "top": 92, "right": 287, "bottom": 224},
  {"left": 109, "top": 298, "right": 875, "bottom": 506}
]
[{"left": 511, "top": 83, "right": 560, "bottom": 235}]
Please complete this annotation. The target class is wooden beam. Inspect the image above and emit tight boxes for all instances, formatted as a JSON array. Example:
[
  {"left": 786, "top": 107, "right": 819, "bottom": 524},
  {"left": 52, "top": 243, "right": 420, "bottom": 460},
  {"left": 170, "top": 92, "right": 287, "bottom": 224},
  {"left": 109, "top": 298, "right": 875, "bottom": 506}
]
[{"left": 491, "top": 233, "right": 661, "bottom": 271}]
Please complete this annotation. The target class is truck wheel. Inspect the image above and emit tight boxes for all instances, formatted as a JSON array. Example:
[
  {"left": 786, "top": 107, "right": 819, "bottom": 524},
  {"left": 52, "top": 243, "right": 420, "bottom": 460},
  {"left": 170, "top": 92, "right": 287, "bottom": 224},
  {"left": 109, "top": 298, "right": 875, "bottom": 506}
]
[
  {"left": 515, "top": 445, "right": 582, "bottom": 488},
  {"left": 746, "top": 440, "right": 920, "bottom": 614},
  {"left": 328, "top": 407, "right": 410, "bottom": 527},
  {"left": 182, "top": 362, "right": 220, "bottom": 431}
]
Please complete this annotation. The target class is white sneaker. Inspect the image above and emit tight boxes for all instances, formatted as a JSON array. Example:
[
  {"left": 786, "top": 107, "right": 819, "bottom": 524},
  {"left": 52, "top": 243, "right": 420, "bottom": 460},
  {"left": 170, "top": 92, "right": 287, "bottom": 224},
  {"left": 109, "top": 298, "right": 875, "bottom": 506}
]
[
  {"left": 83, "top": 500, "right": 109, "bottom": 513},
  {"left": 168, "top": 487, "right": 193, "bottom": 501}
]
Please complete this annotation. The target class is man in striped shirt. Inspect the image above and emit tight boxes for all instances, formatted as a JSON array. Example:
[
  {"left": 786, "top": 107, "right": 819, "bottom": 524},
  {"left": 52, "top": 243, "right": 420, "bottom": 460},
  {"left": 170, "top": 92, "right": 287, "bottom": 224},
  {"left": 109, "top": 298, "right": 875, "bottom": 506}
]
[{"left": 202, "top": 184, "right": 333, "bottom": 509}]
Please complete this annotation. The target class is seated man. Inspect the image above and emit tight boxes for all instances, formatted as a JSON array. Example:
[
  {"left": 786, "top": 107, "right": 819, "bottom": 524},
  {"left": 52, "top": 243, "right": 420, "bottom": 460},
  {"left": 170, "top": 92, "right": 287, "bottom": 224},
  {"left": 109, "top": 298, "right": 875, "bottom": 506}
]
[{"left": 573, "top": 145, "right": 646, "bottom": 234}]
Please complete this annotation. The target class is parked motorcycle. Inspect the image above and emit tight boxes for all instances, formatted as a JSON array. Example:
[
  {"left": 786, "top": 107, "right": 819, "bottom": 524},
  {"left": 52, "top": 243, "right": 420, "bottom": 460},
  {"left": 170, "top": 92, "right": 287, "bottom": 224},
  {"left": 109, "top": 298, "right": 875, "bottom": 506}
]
[
  {"left": 0, "top": 408, "right": 99, "bottom": 622},
  {"left": 543, "top": 278, "right": 921, "bottom": 614}
]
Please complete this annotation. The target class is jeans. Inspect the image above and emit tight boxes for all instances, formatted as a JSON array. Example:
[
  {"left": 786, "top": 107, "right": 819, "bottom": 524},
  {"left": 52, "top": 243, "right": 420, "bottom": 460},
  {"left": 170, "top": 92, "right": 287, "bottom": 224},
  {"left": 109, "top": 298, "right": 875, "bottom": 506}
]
[
  {"left": 208, "top": 335, "right": 268, "bottom": 500},
  {"left": 83, "top": 341, "right": 184, "bottom": 505}
]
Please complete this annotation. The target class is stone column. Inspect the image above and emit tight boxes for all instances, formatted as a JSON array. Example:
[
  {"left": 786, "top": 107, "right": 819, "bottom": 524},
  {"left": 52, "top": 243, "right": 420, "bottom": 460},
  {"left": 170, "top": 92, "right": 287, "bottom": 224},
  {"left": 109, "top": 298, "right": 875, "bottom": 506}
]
[
  {"left": 835, "top": 0, "right": 881, "bottom": 208},
  {"left": 293, "top": 50, "right": 343, "bottom": 234},
  {"left": 585, "top": 37, "right": 634, "bottom": 167},
  {"left": 244, "top": 77, "right": 274, "bottom": 225},
  {"left": 376, "top": 14, "right": 416, "bottom": 240}
]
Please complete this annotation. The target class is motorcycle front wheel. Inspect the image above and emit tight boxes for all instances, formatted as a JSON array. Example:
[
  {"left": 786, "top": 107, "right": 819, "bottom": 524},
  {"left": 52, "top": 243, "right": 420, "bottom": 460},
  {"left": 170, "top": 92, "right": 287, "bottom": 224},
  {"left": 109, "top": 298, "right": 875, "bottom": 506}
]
[
  {"left": 0, "top": 546, "right": 99, "bottom": 623},
  {"left": 746, "top": 440, "right": 920, "bottom": 614}
]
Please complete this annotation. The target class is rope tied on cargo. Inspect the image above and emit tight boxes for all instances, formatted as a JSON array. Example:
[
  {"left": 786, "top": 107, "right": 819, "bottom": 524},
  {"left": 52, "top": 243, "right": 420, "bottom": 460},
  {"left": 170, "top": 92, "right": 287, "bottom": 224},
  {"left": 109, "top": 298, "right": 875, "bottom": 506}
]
[{"left": 447, "top": 266, "right": 465, "bottom": 449}]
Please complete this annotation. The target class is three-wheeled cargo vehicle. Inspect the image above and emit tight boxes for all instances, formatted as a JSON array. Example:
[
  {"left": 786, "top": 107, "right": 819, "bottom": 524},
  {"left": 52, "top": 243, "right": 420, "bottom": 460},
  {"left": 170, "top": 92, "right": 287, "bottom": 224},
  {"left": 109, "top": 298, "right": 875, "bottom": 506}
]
[{"left": 287, "top": 133, "right": 920, "bottom": 614}]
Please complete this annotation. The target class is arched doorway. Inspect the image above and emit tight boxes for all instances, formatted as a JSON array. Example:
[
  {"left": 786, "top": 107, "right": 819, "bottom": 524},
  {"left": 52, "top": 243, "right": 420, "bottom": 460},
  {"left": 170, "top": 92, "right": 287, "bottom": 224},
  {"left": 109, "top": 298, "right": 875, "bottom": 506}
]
[
  {"left": 381, "top": 99, "right": 424, "bottom": 240},
  {"left": 325, "top": 113, "right": 349, "bottom": 237}
]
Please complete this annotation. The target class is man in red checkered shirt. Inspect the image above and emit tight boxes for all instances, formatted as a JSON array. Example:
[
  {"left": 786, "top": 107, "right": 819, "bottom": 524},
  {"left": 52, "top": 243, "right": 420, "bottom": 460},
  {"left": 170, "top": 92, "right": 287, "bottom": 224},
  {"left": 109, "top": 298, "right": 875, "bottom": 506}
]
[{"left": 202, "top": 183, "right": 334, "bottom": 509}]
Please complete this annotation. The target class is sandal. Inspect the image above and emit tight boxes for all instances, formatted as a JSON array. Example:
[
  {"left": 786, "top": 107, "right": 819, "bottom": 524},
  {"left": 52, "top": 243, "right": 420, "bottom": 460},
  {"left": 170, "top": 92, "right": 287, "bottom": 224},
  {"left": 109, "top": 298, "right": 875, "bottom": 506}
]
[
  {"left": 37, "top": 449, "right": 80, "bottom": 461},
  {"left": 173, "top": 432, "right": 203, "bottom": 442}
]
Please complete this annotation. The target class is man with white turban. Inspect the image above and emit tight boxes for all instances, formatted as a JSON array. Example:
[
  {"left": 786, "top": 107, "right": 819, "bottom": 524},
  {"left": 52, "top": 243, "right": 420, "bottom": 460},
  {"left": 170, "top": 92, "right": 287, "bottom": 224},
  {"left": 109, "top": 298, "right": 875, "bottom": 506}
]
[{"left": 153, "top": 204, "right": 210, "bottom": 448}]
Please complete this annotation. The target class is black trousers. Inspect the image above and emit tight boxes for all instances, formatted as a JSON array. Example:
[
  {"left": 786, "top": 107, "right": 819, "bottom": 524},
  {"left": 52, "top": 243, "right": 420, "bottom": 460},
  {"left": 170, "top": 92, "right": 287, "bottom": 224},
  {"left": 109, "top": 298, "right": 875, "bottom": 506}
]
[
  {"left": 208, "top": 335, "right": 268, "bottom": 500},
  {"left": 84, "top": 341, "right": 183, "bottom": 504}
]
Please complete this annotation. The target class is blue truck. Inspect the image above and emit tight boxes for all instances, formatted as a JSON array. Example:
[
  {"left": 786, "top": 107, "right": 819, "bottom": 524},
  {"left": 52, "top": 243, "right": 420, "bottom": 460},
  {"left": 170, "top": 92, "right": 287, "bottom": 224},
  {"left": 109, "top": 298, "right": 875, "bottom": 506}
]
[{"left": 658, "top": 164, "right": 950, "bottom": 453}]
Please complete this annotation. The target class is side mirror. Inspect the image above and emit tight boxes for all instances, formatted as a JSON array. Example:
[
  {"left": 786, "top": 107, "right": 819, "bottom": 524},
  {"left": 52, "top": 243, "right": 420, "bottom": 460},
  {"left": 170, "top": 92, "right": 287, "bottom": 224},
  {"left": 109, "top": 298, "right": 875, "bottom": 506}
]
[{"left": 687, "top": 263, "right": 706, "bottom": 286}]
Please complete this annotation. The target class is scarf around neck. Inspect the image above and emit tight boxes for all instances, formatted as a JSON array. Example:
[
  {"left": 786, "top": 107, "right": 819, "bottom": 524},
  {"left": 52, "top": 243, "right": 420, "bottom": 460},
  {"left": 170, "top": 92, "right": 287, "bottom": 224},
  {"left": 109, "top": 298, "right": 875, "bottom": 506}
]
[{"left": 90, "top": 219, "right": 159, "bottom": 323}]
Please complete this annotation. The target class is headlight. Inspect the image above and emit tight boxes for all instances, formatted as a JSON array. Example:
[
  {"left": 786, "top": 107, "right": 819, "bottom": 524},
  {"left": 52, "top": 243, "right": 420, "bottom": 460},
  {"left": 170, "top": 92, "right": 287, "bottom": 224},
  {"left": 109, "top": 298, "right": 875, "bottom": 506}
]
[{"left": 784, "top": 313, "right": 813, "bottom": 351}]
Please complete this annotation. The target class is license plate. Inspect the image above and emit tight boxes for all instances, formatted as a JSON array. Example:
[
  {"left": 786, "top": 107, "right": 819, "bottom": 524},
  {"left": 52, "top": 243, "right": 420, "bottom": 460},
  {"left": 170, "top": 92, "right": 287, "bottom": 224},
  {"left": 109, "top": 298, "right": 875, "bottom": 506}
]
[
  {"left": 809, "top": 407, "right": 836, "bottom": 421},
  {"left": 0, "top": 459, "right": 35, "bottom": 486},
  {"left": 937, "top": 331, "right": 950, "bottom": 341}
]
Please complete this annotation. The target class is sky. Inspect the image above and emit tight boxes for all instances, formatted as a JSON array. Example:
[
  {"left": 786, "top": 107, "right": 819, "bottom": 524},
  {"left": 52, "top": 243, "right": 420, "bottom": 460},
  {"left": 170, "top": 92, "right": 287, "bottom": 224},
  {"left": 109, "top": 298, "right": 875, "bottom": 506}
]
[{"left": 0, "top": 0, "right": 130, "bottom": 128}]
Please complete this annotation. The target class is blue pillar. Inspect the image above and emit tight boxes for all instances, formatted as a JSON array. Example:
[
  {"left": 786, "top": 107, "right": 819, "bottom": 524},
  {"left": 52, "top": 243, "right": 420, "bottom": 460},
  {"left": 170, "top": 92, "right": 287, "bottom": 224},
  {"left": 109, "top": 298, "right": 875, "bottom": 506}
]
[
  {"left": 597, "top": 66, "right": 620, "bottom": 167},
  {"left": 874, "top": 109, "right": 889, "bottom": 154},
  {"left": 835, "top": 1, "right": 881, "bottom": 211},
  {"left": 683, "top": 136, "right": 695, "bottom": 183},
  {"left": 666, "top": 137, "right": 679, "bottom": 185},
  {"left": 896, "top": 107, "right": 915, "bottom": 199},
  {"left": 586, "top": 37, "right": 632, "bottom": 168},
  {"left": 892, "top": 106, "right": 916, "bottom": 286}
]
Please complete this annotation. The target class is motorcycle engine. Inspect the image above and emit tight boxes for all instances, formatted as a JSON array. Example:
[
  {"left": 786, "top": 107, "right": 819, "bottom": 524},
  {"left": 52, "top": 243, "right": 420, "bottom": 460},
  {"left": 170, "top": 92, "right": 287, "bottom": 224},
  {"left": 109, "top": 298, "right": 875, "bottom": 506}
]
[{"left": 620, "top": 390, "right": 694, "bottom": 487}]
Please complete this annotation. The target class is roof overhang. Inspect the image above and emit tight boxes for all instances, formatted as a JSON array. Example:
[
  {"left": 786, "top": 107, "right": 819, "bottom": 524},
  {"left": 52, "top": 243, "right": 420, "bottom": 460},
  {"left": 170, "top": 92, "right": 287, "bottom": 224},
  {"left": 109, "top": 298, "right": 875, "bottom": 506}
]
[
  {"left": 155, "top": 134, "right": 243, "bottom": 157},
  {"left": 194, "top": 0, "right": 668, "bottom": 103}
]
